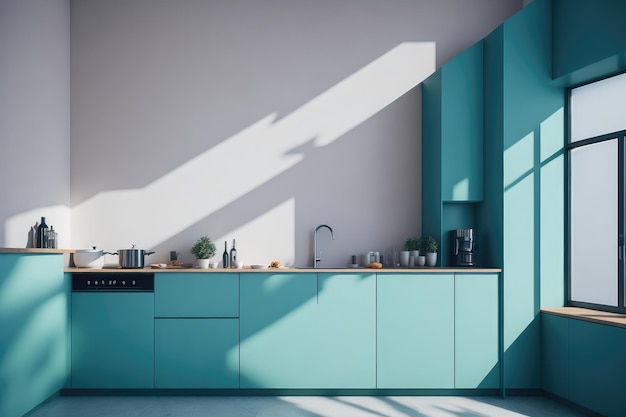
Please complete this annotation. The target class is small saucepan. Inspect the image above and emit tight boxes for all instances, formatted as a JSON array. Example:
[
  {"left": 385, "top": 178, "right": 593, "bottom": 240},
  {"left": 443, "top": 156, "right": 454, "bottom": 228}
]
[{"left": 114, "top": 245, "right": 155, "bottom": 269}]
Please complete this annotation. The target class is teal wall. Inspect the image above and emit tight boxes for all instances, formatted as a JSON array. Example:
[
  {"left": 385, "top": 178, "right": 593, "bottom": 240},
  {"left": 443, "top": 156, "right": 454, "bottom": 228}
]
[
  {"left": 553, "top": 0, "right": 626, "bottom": 85},
  {"left": 483, "top": 0, "right": 565, "bottom": 389}
]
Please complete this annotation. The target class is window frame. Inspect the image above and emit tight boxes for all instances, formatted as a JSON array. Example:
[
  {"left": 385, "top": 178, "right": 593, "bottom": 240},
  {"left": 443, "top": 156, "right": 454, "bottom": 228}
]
[{"left": 566, "top": 71, "right": 626, "bottom": 314}]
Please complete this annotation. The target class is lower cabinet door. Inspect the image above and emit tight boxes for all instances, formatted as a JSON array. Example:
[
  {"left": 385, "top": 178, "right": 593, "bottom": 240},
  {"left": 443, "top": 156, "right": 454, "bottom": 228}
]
[
  {"left": 454, "top": 273, "right": 499, "bottom": 388},
  {"left": 239, "top": 272, "right": 376, "bottom": 389},
  {"left": 377, "top": 273, "right": 454, "bottom": 388},
  {"left": 155, "top": 318, "right": 239, "bottom": 388},
  {"left": 71, "top": 292, "right": 154, "bottom": 388}
]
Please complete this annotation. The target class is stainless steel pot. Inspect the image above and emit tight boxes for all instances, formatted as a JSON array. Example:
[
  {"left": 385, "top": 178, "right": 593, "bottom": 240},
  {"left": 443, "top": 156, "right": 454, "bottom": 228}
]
[{"left": 114, "top": 245, "right": 155, "bottom": 268}]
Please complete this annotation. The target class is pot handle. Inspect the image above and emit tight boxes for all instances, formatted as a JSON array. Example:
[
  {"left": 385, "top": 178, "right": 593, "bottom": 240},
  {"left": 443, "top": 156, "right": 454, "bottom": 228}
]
[
  {"left": 107, "top": 252, "right": 118, "bottom": 255},
  {"left": 145, "top": 251, "right": 155, "bottom": 256}
]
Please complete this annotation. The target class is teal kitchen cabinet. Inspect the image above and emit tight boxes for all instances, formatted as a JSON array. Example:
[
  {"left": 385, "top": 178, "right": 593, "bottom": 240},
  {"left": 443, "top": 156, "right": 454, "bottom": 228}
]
[
  {"left": 569, "top": 319, "right": 626, "bottom": 417},
  {"left": 422, "top": 40, "right": 484, "bottom": 204},
  {"left": 155, "top": 272, "right": 238, "bottom": 318},
  {"left": 377, "top": 273, "right": 454, "bottom": 388},
  {"left": 0, "top": 254, "right": 69, "bottom": 417},
  {"left": 422, "top": 40, "right": 484, "bottom": 266},
  {"left": 155, "top": 319, "right": 239, "bottom": 388},
  {"left": 71, "top": 292, "right": 154, "bottom": 388},
  {"left": 541, "top": 313, "right": 569, "bottom": 399},
  {"left": 315, "top": 273, "right": 376, "bottom": 388},
  {"left": 454, "top": 273, "right": 499, "bottom": 388},
  {"left": 239, "top": 272, "right": 376, "bottom": 388},
  {"left": 154, "top": 273, "right": 239, "bottom": 388}
]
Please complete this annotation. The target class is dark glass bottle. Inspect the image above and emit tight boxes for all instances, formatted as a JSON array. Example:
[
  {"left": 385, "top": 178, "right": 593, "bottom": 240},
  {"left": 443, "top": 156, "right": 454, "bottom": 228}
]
[
  {"left": 222, "top": 241, "right": 229, "bottom": 268},
  {"left": 37, "top": 217, "right": 49, "bottom": 248},
  {"left": 229, "top": 239, "right": 237, "bottom": 268}
]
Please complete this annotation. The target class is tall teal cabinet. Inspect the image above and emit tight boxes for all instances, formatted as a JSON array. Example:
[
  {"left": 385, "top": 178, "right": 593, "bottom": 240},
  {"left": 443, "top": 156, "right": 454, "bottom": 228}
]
[
  {"left": 239, "top": 272, "right": 376, "bottom": 389},
  {"left": 0, "top": 254, "right": 69, "bottom": 417},
  {"left": 422, "top": 41, "right": 484, "bottom": 266}
]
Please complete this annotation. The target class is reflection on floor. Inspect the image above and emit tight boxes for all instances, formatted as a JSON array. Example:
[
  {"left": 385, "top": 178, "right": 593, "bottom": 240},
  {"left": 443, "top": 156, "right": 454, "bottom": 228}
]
[{"left": 27, "top": 395, "right": 590, "bottom": 417}]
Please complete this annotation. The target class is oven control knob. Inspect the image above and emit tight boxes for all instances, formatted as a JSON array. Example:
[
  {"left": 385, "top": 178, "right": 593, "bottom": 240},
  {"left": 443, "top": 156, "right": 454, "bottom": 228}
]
[
  {"left": 87, "top": 280, "right": 91, "bottom": 286},
  {"left": 132, "top": 280, "right": 136, "bottom": 286},
  {"left": 122, "top": 280, "right": 126, "bottom": 285},
  {"left": 95, "top": 280, "right": 99, "bottom": 285},
  {"left": 113, "top": 280, "right": 116, "bottom": 285}
]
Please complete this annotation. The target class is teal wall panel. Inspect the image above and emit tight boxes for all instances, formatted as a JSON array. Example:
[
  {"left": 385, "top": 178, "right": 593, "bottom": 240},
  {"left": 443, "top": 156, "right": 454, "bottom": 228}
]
[
  {"left": 155, "top": 272, "right": 239, "bottom": 318},
  {"left": 377, "top": 273, "right": 454, "bottom": 388},
  {"left": 494, "top": 0, "right": 565, "bottom": 389},
  {"left": 478, "top": 25, "right": 504, "bottom": 270},
  {"left": 422, "top": 70, "right": 443, "bottom": 241},
  {"left": 155, "top": 318, "right": 239, "bottom": 388},
  {"left": 540, "top": 313, "right": 568, "bottom": 399},
  {"left": 0, "top": 254, "right": 68, "bottom": 417},
  {"left": 553, "top": 0, "right": 626, "bottom": 85}
]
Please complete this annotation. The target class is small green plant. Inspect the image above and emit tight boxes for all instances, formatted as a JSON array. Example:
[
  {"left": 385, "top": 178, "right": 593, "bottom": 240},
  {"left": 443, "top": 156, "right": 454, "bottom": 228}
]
[
  {"left": 423, "top": 235, "right": 438, "bottom": 253},
  {"left": 404, "top": 237, "right": 421, "bottom": 251},
  {"left": 191, "top": 236, "right": 216, "bottom": 259}
]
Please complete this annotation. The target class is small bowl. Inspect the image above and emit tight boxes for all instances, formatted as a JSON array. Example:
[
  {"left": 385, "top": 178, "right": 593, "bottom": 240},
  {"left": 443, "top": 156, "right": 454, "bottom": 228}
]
[
  {"left": 233, "top": 260, "right": 244, "bottom": 269},
  {"left": 209, "top": 262, "right": 218, "bottom": 269}
]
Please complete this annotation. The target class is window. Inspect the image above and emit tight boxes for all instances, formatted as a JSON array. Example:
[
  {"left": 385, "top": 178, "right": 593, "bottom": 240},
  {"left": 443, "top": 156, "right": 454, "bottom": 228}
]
[{"left": 568, "top": 72, "right": 626, "bottom": 312}]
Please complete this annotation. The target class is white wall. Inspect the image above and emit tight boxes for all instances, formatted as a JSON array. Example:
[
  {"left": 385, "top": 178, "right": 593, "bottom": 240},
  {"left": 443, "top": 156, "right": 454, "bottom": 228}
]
[
  {"left": 0, "top": 0, "right": 71, "bottom": 248},
  {"left": 69, "top": 0, "right": 522, "bottom": 267}
]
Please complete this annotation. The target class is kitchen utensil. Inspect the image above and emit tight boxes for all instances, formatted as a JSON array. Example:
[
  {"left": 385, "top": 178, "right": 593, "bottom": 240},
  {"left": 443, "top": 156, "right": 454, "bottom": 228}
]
[
  {"left": 114, "top": 245, "right": 155, "bottom": 268},
  {"left": 74, "top": 247, "right": 115, "bottom": 269}
]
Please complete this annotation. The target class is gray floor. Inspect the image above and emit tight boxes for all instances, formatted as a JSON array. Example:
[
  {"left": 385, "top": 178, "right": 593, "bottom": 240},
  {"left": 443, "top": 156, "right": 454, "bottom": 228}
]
[{"left": 27, "top": 395, "right": 591, "bottom": 417}]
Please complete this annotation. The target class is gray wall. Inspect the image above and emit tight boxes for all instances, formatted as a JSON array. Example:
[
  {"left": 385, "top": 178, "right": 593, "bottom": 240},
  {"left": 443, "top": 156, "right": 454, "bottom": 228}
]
[
  {"left": 0, "top": 0, "right": 71, "bottom": 248},
  {"left": 70, "top": 0, "right": 522, "bottom": 267},
  {"left": 1, "top": 0, "right": 522, "bottom": 265}
]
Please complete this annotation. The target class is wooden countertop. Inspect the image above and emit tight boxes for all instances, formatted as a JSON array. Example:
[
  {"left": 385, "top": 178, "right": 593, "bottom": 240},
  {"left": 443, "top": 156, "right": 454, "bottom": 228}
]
[
  {"left": 64, "top": 267, "right": 502, "bottom": 273},
  {"left": 542, "top": 307, "right": 626, "bottom": 330},
  {"left": 0, "top": 248, "right": 73, "bottom": 254}
]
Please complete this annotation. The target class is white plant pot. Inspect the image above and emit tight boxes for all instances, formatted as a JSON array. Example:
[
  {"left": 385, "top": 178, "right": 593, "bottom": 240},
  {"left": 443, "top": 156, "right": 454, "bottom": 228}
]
[
  {"left": 416, "top": 255, "right": 426, "bottom": 267},
  {"left": 197, "top": 259, "right": 210, "bottom": 269},
  {"left": 399, "top": 251, "right": 411, "bottom": 267},
  {"left": 425, "top": 252, "right": 437, "bottom": 267}
]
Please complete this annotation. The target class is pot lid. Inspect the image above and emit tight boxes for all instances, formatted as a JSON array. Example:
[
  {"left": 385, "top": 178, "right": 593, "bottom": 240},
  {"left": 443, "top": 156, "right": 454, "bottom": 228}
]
[{"left": 76, "top": 246, "right": 103, "bottom": 253}]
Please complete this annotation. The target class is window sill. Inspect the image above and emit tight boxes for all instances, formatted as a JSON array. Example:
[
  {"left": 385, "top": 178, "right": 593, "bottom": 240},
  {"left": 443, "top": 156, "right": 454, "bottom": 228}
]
[{"left": 541, "top": 307, "right": 626, "bottom": 330}]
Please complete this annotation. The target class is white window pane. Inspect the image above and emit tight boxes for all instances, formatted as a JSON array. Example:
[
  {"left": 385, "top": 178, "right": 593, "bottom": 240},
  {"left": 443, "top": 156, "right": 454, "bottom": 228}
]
[
  {"left": 570, "top": 140, "right": 618, "bottom": 306},
  {"left": 571, "top": 73, "right": 626, "bottom": 142}
]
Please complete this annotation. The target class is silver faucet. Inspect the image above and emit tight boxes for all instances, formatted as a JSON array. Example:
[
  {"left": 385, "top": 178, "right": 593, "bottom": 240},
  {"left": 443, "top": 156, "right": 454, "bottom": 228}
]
[{"left": 314, "top": 224, "right": 334, "bottom": 268}]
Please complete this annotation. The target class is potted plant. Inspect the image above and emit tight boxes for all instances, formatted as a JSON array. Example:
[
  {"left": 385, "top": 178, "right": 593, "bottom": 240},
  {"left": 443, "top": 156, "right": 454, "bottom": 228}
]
[
  {"left": 423, "top": 235, "right": 438, "bottom": 267},
  {"left": 404, "top": 237, "right": 421, "bottom": 266},
  {"left": 191, "top": 236, "right": 216, "bottom": 269}
]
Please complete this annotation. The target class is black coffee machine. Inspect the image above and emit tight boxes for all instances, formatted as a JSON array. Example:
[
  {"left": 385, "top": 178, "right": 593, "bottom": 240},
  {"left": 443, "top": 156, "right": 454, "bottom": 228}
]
[{"left": 450, "top": 229, "right": 476, "bottom": 267}]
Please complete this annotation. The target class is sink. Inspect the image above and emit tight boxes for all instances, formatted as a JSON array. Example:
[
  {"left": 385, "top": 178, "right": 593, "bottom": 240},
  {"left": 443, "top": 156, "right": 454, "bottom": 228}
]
[{"left": 295, "top": 266, "right": 355, "bottom": 270}]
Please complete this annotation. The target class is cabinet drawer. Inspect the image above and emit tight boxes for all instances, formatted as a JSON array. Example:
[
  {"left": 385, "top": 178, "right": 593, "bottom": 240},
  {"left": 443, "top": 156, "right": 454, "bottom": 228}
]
[{"left": 155, "top": 273, "right": 238, "bottom": 317}]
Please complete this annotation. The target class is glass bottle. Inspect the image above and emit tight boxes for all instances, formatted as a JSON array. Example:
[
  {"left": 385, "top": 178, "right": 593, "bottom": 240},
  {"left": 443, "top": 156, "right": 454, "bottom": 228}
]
[
  {"left": 230, "top": 239, "right": 237, "bottom": 268},
  {"left": 37, "top": 217, "right": 49, "bottom": 248},
  {"left": 222, "top": 241, "right": 229, "bottom": 268}
]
